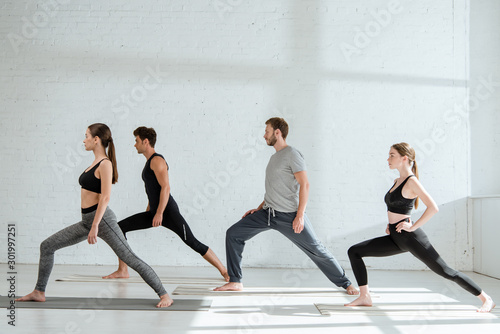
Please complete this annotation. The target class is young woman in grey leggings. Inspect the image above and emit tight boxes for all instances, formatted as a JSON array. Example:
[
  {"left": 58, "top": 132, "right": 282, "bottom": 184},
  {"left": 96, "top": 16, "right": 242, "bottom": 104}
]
[{"left": 16, "top": 123, "right": 173, "bottom": 308}]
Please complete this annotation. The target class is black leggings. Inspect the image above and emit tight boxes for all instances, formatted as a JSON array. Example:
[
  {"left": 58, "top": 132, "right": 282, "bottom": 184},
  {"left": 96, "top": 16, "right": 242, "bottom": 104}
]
[
  {"left": 348, "top": 221, "right": 482, "bottom": 296},
  {"left": 118, "top": 196, "right": 209, "bottom": 256}
]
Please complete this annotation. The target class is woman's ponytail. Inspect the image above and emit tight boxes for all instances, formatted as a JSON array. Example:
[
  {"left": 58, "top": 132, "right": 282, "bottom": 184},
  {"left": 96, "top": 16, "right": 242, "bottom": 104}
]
[
  {"left": 412, "top": 159, "right": 419, "bottom": 209},
  {"left": 107, "top": 138, "right": 118, "bottom": 184},
  {"left": 88, "top": 123, "right": 118, "bottom": 184}
]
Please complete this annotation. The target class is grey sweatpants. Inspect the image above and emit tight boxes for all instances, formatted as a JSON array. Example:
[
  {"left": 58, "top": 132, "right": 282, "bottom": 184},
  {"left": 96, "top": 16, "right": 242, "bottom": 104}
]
[
  {"left": 35, "top": 207, "right": 167, "bottom": 297},
  {"left": 225, "top": 208, "right": 352, "bottom": 288}
]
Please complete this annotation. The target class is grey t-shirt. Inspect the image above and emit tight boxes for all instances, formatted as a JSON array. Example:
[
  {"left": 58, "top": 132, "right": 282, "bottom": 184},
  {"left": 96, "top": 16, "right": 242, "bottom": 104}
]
[{"left": 264, "top": 146, "right": 306, "bottom": 213}]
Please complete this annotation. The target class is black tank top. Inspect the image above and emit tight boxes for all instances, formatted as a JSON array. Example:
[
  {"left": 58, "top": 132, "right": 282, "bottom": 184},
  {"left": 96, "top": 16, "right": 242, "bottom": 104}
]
[
  {"left": 384, "top": 175, "right": 417, "bottom": 215},
  {"left": 79, "top": 159, "right": 108, "bottom": 194},
  {"left": 142, "top": 153, "right": 169, "bottom": 213}
]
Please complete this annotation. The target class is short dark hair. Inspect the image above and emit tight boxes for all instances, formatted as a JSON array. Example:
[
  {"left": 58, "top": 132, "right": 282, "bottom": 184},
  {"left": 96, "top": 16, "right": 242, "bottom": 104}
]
[
  {"left": 265, "top": 117, "right": 289, "bottom": 139},
  {"left": 133, "top": 126, "right": 157, "bottom": 148}
]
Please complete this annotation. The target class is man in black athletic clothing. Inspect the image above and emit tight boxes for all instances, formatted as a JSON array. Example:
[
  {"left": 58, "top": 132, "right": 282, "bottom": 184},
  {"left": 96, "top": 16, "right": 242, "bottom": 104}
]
[{"left": 103, "top": 126, "right": 229, "bottom": 281}]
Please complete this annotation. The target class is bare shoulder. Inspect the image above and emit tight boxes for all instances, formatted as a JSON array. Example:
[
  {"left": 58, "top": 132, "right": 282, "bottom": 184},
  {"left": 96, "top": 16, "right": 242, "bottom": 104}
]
[
  {"left": 151, "top": 155, "right": 167, "bottom": 171},
  {"left": 151, "top": 155, "right": 162, "bottom": 163},
  {"left": 407, "top": 175, "right": 424, "bottom": 191},
  {"left": 99, "top": 159, "right": 112, "bottom": 169},
  {"left": 97, "top": 159, "right": 112, "bottom": 178}
]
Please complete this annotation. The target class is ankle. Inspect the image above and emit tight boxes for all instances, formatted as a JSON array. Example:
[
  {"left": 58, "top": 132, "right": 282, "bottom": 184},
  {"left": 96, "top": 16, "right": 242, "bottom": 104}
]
[
  {"left": 230, "top": 282, "right": 243, "bottom": 287},
  {"left": 478, "top": 292, "right": 489, "bottom": 303}
]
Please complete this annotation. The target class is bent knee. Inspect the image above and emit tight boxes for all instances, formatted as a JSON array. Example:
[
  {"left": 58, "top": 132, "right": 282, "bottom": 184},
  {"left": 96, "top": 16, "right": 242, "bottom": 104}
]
[
  {"left": 40, "top": 239, "right": 53, "bottom": 254},
  {"left": 226, "top": 226, "right": 237, "bottom": 239},
  {"left": 347, "top": 246, "right": 360, "bottom": 259}
]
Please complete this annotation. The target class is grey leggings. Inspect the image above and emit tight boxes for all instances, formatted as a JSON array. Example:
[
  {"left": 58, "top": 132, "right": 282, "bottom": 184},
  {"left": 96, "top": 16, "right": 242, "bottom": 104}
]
[{"left": 35, "top": 207, "right": 167, "bottom": 297}]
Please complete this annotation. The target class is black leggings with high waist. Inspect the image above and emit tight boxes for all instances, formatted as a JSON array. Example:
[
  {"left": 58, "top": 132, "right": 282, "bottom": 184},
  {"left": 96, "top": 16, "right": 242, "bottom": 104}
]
[
  {"left": 118, "top": 196, "right": 209, "bottom": 256},
  {"left": 348, "top": 220, "right": 482, "bottom": 296}
]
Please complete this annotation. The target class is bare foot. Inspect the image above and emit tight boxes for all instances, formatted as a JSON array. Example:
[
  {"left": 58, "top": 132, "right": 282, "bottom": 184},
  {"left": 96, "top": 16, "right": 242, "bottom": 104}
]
[
  {"left": 346, "top": 285, "right": 359, "bottom": 295},
  {"left": 221, "top": 271, "right": 230, "bottom": 282},
  {"left": 477, "top": 296, "right": 496, "bottom": 313},
  {"left": 16, "top": 290, "right": 46, "bottom": 302},
  {"left": 213, "top": 282, "right": 243, "bottom": 291},
  {"left": 102, "top": 270, "right": 129, "bottom": 279},
  {"left": 157, "top": 294, "right": 174, "bottom": 308},
  {"left": 344, "top": 294, "right": 372, "bottom": 307}
]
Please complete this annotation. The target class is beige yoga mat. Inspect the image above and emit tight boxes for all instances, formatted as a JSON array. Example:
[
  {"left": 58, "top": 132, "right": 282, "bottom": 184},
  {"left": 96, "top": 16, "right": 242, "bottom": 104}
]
[
  {"left": 173, "top": 286, "right": 378, "bottom": 297},
  {"left": 56, "top": 274, "right": 226, "bottom": 285},
  {"left": 315, "top": 303, "right": 500, "bottom": 317},
  {"left": 1, "top": 296, "right": 211, "bottom": 311}
]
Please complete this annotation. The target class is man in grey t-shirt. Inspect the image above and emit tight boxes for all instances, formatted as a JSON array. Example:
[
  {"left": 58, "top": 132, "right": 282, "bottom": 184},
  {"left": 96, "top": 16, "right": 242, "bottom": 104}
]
[{"left": 215, "top": 117, "right": 358, "bottom": 295}]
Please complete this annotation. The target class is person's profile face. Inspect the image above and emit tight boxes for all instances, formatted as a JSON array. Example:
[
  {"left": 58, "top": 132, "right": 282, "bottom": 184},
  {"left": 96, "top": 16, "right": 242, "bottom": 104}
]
[
  {"left": 264, "top": 124, "right": 277, "bottom": 146},
  {"left": 83, "top": 128, "right": 96, "bottom": 151},
  {"left": 134, "top": 136, "right": 147, "bottom": 154},
  {"left": 387, "top": 148, "right": 406, "bottom": 170}
]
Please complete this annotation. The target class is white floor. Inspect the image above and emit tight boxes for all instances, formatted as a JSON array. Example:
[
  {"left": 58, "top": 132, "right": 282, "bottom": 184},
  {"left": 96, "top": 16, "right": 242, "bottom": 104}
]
[{"left": 1, "top": 264, "right": 499, "bottom": 334}]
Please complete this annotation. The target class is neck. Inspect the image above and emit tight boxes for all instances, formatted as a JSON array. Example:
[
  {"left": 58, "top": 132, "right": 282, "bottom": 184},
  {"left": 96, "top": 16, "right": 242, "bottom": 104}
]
[
  {"left": 273, "top": 139, "right": 288, "bottom": 152},
  {"left": 398, "top": 166, "right": 413, "bottom": 178},
  {"left": 143, "top": 147, "right": 156, "bottom": 160},
  {"left": 93, "top": 146, "right": 107, "bottom": 160}
]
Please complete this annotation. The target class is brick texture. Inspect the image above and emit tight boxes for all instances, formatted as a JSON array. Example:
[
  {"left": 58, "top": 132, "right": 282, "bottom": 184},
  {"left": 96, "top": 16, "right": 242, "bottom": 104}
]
[{"left": 0, "top": 0, "right": 478, "bottom": 271}]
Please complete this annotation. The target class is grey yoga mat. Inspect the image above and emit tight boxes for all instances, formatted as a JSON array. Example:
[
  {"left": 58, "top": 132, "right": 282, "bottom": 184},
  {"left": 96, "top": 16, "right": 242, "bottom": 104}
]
[
  {"left": 1, "top": 296, "right": 211, "bottom": 311},
  {"left": 56, "top": 274, "right": 225, "bottom": 285},
  {"left": 172, "top": 286, "right": 377, "bottom": 297}
]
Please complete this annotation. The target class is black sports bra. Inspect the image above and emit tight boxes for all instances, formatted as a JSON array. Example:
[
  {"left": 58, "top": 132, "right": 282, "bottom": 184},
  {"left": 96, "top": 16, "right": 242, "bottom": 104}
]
[
  {"left": 384, "top": 175, "right": 417, "bottom": 215},
  {"left": 79, "top": 159, "right": 108, "bottom": 194}
]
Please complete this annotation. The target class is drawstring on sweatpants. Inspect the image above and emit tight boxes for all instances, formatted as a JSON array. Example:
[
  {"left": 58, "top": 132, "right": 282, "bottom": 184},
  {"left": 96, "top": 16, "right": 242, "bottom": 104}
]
[{"left": 267, "top": 207, "right": 275, "bottom": 226}]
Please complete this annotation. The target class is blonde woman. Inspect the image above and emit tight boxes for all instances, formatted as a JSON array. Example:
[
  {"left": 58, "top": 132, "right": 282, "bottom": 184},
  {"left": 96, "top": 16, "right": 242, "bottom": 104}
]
[{"left": 345, "top": 143, "right": 495, "bottom": 312}]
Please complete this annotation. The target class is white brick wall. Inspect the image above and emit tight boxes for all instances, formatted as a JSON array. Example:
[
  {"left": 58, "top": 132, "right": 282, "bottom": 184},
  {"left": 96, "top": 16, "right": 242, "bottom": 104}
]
[
  {"left": 470, "top": 0, "right": 500, "bottom": 196},
  {"left": 0, "top": 0, "right": 478, "bottom": 271}
]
